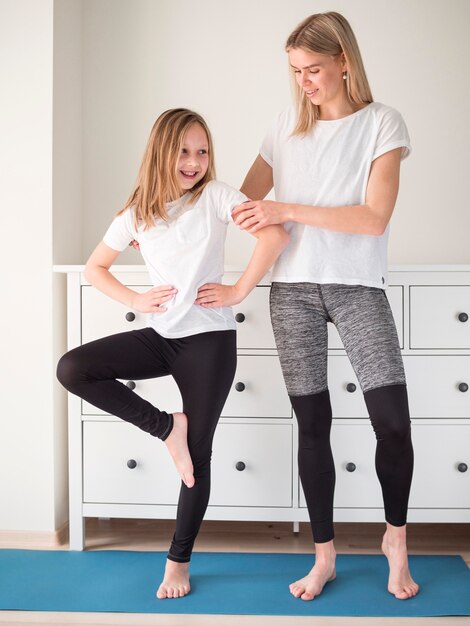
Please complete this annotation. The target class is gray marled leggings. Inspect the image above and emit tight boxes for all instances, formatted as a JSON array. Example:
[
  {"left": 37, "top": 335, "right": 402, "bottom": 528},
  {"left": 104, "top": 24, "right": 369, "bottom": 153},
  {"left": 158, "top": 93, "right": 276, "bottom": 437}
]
[
  {"left": 270, "top": 282, "right": 413, "bottom": 543},
  {"left": 270, "top": 281, "right": 406, "bottom": 395}
]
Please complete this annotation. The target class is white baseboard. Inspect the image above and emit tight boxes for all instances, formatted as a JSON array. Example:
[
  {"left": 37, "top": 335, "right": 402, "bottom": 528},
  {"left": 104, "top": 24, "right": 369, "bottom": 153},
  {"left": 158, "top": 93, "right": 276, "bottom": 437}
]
[{"left": 0, "top": 521, "right": 69, "bottom": 549}]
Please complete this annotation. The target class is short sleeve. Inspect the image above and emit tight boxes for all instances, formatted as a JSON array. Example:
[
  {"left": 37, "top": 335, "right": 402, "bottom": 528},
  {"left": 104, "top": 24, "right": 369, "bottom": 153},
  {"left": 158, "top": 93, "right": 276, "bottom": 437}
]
[
  {"left": 372, "top": 107, "right": 412, "bottom": 162},
  {"left": 259, "top": 123, "right": 275, "bottom": 167},
  {"left": 210, "top": 181, "right": 248, "bottom": 224},
  {"left": 102, "top": 208, "right": 137, "bottom": 251}
]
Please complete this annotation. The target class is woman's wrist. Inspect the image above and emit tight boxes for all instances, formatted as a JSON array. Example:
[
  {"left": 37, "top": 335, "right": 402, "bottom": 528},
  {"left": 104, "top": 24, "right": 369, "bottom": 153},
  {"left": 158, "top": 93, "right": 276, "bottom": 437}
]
[
  {"left": 284, "top": 202, "right": 297, "bottom": 222},
  {"left": 233, "top": 280, "right": 251, "bottom": 303}
]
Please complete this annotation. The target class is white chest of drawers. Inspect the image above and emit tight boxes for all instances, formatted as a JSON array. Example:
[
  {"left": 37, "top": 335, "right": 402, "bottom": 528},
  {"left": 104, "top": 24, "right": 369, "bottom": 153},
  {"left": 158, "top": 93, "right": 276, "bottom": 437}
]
[{"left": 55, "top": 265, "right": 470, "bottom": 550}]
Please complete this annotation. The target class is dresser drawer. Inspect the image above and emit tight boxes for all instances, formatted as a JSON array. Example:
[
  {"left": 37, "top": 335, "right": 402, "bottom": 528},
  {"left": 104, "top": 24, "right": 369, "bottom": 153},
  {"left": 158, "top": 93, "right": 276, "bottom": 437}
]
[
  {"left": 300, "top": 423, "right": 470, "bottom": 509},
  {"left": 83, "top": 421, "right": 180, "bottom": 504},
  {"left": 83, "top": 421, "right": 293, "bottom": 508},
  {"left": 81, "top": 286, "right": 148, "bottom": 343},
  {"left": 222, "top": 355, "right": 292, "bottom": 418},
  {"left": 408, "top": 424, "right": 470, "bottom": 508},
  {"left": 82, "top": 284, "right": 276, "bottom": 350},
  {"left": 233, "top": 286, "right": 276, "bottom": 349},
  {"left": 300, "top": 424, "right": 383, "bottom": 508},
  {"left": 404, "top": 356, "right": 470, "bottom": 417},
  {"left": 325, "top": 355, "right": 470, "bottom": 419},
  {"left": 327, "top": 356, "right": 368, "bottom": 417},
  {"left": 210, "top": 423, "right": 292, "bottom": 507},
  {"left": 83, "top": 354, "right": 292, "bottom": 418},
  {"left": 328, "top": 285, "right": 404, "bottom": 350},
  {"left": 410, "top": 286, "right": 470, "bottom": 348}
]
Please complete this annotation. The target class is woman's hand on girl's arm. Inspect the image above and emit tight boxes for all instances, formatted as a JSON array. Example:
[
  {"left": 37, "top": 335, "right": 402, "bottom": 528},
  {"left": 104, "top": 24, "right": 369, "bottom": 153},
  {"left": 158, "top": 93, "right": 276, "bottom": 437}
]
[
  {"left": 232, "top": 200, "right": 291, "bottom": 233},
  {"left": 84, "top": 241, "right": 176, "bottom": 313}
]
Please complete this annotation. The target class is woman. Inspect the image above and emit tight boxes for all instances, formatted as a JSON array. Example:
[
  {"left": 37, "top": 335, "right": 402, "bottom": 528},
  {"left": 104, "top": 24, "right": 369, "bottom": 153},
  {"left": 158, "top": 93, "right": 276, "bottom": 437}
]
[{"left": 233, "top": 11, "right": 419, "bottom": 601}]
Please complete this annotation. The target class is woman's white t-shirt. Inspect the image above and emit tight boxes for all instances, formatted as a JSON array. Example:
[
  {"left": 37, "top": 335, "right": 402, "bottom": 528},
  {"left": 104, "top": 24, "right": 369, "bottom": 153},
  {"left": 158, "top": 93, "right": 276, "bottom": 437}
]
[
  {"left": 259, "top": 101, "right": 411, "bottom": 289},
  {"left": 102, "top": 180, "right": 247, "bottom": 338}
]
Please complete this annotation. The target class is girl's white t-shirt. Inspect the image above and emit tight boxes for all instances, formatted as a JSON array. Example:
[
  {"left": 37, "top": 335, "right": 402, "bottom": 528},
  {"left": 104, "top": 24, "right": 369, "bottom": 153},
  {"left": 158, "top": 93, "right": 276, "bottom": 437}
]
[
  {"left": 102, "top": 180, "right": 247, "bottom": 338},
  {"left": 260, "top": 101, "right": 411, "bottom": 289}
]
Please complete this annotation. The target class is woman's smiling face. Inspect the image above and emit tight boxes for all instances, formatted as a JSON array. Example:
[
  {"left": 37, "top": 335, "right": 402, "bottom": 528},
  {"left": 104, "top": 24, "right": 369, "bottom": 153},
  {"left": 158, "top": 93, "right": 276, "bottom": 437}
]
[{"left": 288, "top": 48, "right": 346, "bottom": 108}]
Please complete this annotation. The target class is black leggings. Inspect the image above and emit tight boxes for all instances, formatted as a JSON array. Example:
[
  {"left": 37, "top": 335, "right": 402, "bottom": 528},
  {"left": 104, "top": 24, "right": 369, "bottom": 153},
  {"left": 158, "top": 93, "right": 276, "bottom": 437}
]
[
  {"left": 57, "top": 327, "right": 237, "bottom": 562},
  {"left": 291, "top": 385, "right": 413, "bottom": 543}
]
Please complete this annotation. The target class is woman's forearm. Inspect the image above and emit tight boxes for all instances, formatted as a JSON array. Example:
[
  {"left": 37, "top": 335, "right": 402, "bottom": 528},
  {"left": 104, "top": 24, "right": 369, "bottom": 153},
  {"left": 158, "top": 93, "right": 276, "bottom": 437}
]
[
  {"left": 235, "top": 226, "right": 289, "bottom": 299},
  {"left": 287, "top": 202, "right": 384, "bottom": 235}
]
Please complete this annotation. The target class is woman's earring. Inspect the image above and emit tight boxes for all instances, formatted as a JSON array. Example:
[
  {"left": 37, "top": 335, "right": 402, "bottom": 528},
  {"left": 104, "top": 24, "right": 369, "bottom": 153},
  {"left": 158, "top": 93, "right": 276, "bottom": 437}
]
[{"left": 343, "top": 71, "right": 348, "bottom": 80}]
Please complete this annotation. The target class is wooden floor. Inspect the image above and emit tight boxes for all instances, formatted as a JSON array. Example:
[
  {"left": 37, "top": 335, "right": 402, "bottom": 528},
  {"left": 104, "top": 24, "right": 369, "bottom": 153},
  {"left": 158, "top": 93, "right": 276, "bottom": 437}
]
[{"left": 1, "top": 519, "right": 469, "bottom": 626}]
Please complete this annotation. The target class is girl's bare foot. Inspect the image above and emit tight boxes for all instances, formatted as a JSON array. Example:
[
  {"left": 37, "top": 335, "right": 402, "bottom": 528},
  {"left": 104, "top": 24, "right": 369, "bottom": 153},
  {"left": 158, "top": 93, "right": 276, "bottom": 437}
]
[
  {"left": 156, "top": 559, "right": 190, "bottom": 599},
  {"left": 289, "top": 541, "right": 336, "bottom": 601},
  {"left": 164, "top": 412, "right": 194, "bottom": 488},
  {"left": 382, "top": 523, "right": 420, "bottom": 599}
]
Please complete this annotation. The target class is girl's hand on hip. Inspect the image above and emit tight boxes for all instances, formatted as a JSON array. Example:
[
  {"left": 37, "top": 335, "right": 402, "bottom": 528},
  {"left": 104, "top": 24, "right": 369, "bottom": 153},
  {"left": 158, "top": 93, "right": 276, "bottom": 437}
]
[
  {"left": 195, "top": 283, "right": 243, "bottom": 308},
  {"left": 129, "top": 239, "right": 140, "bottom": 250},
  {"left": 131, "top": 285, "right": 177, "bottom": 313},
  {"left": 232, "top": 200, "right": 288, "bottom": 233}
]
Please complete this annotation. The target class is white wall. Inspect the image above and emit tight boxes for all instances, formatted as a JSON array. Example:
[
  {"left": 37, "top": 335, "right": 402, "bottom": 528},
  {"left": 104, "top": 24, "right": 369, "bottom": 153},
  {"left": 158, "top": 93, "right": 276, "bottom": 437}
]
[
  {"left": 0, "top": 0, "right": 468, "bottom": 533},
  {"left": 52, "top": 0, "right": 83, "bottom": 530},
  {"left": 80, "top": 0, "right": 470, "bottom": 267},
  {"left": 0, "top": 0, "right": 56, "bottom": 531}
]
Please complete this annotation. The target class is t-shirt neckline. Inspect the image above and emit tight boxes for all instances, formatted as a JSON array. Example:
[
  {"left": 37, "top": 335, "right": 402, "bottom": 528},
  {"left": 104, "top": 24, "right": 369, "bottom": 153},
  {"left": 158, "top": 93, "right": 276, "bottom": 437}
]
[
  {"left": 316, "top": 102, "right": 373, "bottom": 124},
  {"left": 166, "top": 191, "right": 192, "bottom": 209}
]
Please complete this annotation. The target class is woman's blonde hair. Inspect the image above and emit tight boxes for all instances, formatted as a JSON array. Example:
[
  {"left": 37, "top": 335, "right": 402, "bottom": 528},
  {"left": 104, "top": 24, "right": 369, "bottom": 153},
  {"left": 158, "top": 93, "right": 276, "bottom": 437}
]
[
  {"left": 286, "top": 12, "right": 373, "bottom": 135},
  {"left": 118, "top": 108, "right": 216, "bottom": 230}
]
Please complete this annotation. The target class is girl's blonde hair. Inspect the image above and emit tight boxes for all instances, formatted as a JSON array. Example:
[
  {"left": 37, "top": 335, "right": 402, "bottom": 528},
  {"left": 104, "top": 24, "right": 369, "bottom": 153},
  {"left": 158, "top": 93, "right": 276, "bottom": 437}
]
[
  {"left": 119, "top": 108, "right": 216, "bottom": 230},
  {"left": 286, "top": 12, "right": 373, "bottom": 135}
]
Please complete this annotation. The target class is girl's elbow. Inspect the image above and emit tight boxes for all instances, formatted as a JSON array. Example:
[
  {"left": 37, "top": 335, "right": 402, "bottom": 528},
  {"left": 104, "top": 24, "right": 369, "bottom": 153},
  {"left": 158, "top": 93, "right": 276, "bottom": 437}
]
[
  {"left": 277, "top": 226, "right": 290, "bottom": 249},
  {"left": 258, "top": 225, "right": 289, "bottom": 248}
]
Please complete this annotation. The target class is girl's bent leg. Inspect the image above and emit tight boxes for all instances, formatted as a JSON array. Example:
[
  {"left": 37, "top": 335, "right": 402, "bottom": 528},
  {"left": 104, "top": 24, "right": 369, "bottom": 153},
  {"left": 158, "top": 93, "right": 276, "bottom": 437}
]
[{"left": 56, "top": 328, "right": 173, "bottom": 439}]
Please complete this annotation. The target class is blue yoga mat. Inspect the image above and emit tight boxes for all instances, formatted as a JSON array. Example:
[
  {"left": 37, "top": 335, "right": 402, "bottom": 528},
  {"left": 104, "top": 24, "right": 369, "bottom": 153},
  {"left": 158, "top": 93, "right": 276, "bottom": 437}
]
[{"left": 0, "top": 550, "right": 469, "bottom": 617}]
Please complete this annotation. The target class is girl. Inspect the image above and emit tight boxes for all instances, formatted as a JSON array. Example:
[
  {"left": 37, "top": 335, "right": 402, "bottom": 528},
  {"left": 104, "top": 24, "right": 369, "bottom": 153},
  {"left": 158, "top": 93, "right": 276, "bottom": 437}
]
[
  {"left": 56, "top": 108, "right": 289, "bottom": 599},
  {"left": 233, "top": 12, "right": 419, "bottom": 601}
]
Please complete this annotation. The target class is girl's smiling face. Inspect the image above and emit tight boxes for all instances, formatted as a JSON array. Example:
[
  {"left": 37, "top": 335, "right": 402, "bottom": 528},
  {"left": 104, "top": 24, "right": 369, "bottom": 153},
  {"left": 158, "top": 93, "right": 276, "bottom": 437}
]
[
  {"left": 176, "top": 123, "right": 210, "bottom": 192},
  {"left": 288, "top": 48, "right": 346, "bottom": 109}
]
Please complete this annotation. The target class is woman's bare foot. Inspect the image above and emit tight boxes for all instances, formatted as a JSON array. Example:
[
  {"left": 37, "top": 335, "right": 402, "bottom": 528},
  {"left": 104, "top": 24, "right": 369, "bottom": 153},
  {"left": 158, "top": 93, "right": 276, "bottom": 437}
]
[
  {"left": 164, "top": 412, "right": 194, "bottom": 488},
  {"left": 156, "top": 559, "right": 190, "bottom": 599},
  {"left": 289, "top": 540, "right": 336, "bottom": 601},
  {"left": 382, "top": 523, "right": 419, "bottom": 599}
]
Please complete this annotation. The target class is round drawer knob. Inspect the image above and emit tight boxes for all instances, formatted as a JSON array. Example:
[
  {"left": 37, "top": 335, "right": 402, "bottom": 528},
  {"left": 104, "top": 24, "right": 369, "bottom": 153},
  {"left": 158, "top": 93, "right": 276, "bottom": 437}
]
[
  {"left": 235, "top": 461, "right": 246, "bottom": 471},
  {"left": 235, "top": 313, "right": 246, "bottom": 323},
  {"left": 457, "top": 463, "right": 468, "bottom": 473},
  {"left": 346, "top": 383, "right": 357, "bottom": 393},
  {"left": 125, "top": 312, "right": 136, "bottom": 322},
  {"left": 126, "top": 380, "right": 136, "bottom": 390},
  {"left": 458, "top": 312, "right": 468, "bottom": 323},
  {"left": 458, "top": 382, "right": 468, "bottom": 393},
  {"left": 235, "top": 382, "right": 245, "bottom": 392},
  {"left": 346, "top": 462, "right": 356, "bottom": 472},
  {"left": 127, "top": 459, "right": 137, "bottom": 469}
]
